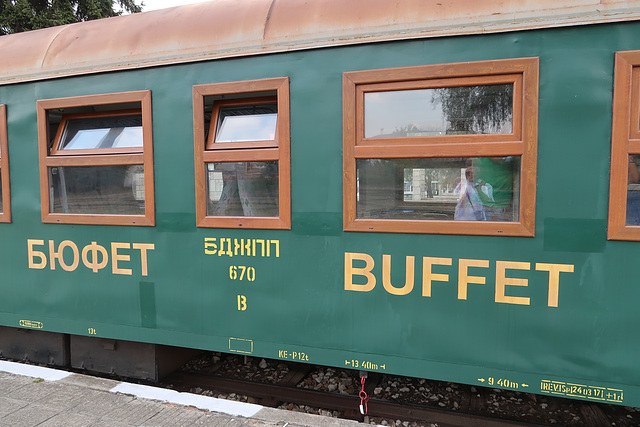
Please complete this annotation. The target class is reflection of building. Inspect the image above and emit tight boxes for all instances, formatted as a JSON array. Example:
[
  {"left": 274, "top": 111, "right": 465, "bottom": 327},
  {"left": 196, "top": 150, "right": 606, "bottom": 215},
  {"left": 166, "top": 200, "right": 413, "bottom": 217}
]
[
  {"left": 404, "top": 168, "right": 446, "bottom": 200},
  {"left": 207, "top": 165, "right": 224, "bottom": 201},
  {"left": 412, "top": 168, "right": 425, "bottom": 201},
  {"left": 403, "top": 181, "right": 412, "bottom": 198}
]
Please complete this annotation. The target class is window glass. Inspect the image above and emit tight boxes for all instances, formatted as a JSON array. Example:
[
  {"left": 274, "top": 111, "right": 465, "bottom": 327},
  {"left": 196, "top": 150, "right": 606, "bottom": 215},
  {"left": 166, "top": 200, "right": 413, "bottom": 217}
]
[
  {"left": 364, "top": 84, "right": 513, "bottom": 138},
  {"left": 357, "top": 156, "right": 519, "bottom": 222},
  {"left": 60, "top": 115, "right": 143, "bottom": 150},
  {"left": 627, "top": 154, "right": 640, "bottom": 225},
  {"left": 215, "top": 103, "right": 277, "bottom": 143},
  {"left": 206, "top": 161, "right": 279, "bottom": 217},
  {"left": 49, "top": 165, "right": 145, "bottom": 215}
]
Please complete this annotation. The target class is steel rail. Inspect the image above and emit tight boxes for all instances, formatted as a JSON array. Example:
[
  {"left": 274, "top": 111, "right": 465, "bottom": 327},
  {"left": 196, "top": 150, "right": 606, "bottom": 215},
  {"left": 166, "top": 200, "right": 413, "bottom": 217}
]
[{"left": 166, "top": 370, "right": 549, "bottom": 427}]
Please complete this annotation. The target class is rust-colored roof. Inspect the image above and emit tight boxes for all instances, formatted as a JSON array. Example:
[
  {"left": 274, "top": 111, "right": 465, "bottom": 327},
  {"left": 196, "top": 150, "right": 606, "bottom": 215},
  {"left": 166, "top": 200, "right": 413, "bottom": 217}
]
[{"left": 2, "top": 0, "right": 640, "bottom": 85}]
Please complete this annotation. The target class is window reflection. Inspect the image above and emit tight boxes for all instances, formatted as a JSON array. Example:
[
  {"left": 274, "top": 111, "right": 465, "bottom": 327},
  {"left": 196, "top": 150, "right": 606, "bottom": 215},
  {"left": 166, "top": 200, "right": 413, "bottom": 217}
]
[
  {"left": 49, "top": 165, "right": 144, "bottom": 215},
  {"left": 60, "top": 115, "right": 143, "bottom": 150},
  {"left": 206, "top": 161, "right": 278, "bottom": 217},
  {"left": 356, "top": 156, "right": 519, "bottom": 222},
  {"left": 215, "top": 103, "right": 277, "bottom": 143},
  {"left": 364, "top": 84, "right": 513, "bottom": 138},
  {"left": 627, "top": 154, "right": 640, "bottom": 225}
]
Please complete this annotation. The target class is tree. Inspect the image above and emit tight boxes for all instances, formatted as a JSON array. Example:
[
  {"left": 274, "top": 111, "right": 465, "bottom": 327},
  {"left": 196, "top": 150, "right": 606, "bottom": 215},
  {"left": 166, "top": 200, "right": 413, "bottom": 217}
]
[{"left": 0, "top": 0, "right": 143, "bottom": 35}]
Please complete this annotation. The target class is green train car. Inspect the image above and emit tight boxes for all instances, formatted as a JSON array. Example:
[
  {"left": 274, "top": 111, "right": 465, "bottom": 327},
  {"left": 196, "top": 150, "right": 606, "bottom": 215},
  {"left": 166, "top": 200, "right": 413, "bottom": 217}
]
[{"left": 1, "top": 0, "right": 640, "bottom": 408}]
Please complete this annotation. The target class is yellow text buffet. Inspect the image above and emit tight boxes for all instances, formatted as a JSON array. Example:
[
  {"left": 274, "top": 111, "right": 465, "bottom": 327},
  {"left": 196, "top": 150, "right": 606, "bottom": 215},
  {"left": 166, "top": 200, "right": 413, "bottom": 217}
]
[{"left": 345, "top": 252, "right": 574, "bottom": 307}]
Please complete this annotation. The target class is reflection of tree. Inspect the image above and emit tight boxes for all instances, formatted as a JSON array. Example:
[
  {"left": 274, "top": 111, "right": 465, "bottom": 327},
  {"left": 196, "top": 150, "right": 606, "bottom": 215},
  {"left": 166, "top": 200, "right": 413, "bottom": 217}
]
[
  {"left": 433, "top": 85, "right": 513, "bottom": 134},
  {"left": 436, "top": 168, "right": 460, "bottom": 193},
  {"left": 391, "top": 124, "right": 421, "bottom": 137}
]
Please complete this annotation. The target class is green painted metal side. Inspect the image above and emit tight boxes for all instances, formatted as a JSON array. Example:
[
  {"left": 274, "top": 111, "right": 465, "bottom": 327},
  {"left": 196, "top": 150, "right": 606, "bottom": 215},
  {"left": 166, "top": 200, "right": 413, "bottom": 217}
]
[{"left": 1, "top": 21, "right": 639, "bottom": 406}]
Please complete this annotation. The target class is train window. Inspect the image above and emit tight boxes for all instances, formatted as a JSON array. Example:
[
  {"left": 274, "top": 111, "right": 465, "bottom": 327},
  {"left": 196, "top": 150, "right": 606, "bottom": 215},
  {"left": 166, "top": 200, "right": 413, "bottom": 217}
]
[
  {"left": 52, "top": 112, "right": 143, "bottom": 153},
  {"left": 343, "top": 58, "right": 539, "bottom": 236},
  {"left": 193, "top": 77, "right": 291, "bottom": 229},
  {"left": 0, "top": 105, "right": 10, "bottom": 223},
  {"left": 37, "top": 91, "right": 154, "bottom": 226},
  {"left": 608, "top": 51, "right": 640, "bottom": 240},
  {"left": 211, "top": 101, "right": 278, "bottom": 144}
]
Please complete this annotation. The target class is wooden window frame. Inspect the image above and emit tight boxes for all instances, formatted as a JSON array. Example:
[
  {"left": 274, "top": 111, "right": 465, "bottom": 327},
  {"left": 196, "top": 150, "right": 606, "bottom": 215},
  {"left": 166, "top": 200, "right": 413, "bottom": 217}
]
[
  {"left": 608, "top": 51, "right": 640, "bottom": 240},
  {"left": 193, "top": 77, "right": 291, "bottom": 230},
  {"left": 0, "top": 105, "right": 11, "bottom": 223},
  {"left": 343, "top": 57, "right": 539, "bottom": 236},
  {"left": 37, "top": 91, "right": 154, "bottom": 226}
]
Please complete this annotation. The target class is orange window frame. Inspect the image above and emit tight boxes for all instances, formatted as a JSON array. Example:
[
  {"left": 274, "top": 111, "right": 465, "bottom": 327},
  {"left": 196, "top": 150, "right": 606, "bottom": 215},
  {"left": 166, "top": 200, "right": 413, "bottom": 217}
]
[
  {"left": 0, "top": 105, "right": 11, "bottom": 223},
  {"left": 37, "top": 90, "right": 154, "bottom": 226},
  {"left": 608, "top": 51, "right": 640, "bottom": 240},
  {"left": 193, "top": 77, "right": 291, "bottom": 230},
  {"left": 343, "top": 57, "right": 539, "bottom": 236}
]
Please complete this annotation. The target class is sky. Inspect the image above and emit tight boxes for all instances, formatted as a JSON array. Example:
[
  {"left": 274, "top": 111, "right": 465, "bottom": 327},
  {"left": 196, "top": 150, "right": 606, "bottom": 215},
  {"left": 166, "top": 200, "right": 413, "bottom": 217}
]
[{"left": 140, "top": 0, "right": 213, "bottom": 12}]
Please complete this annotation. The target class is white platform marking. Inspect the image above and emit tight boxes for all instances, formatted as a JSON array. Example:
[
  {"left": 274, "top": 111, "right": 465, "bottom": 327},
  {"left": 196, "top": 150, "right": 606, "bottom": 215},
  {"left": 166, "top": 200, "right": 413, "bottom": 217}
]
[
  {"left": 0, "top": 360, "right": 71, "bottom": 381},
  {"left": 111, "top": 382, "right": 263, "bottom": 417}
]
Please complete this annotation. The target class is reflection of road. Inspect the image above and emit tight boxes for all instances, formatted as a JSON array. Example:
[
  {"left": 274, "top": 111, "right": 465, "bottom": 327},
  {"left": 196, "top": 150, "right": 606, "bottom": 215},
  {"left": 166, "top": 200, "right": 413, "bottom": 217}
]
[
  {"left": 403, "top": 195, "right": 458, "bottom": 203},
  {"left": 394, "top": 197, "right": 458, "bottom": 220}
]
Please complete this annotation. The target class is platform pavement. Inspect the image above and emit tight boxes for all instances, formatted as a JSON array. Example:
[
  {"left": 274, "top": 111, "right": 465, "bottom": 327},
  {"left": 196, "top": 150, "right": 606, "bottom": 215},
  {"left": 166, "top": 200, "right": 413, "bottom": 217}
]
[{"left": 0, "top": 361, "right": 372, "bottom": 427}]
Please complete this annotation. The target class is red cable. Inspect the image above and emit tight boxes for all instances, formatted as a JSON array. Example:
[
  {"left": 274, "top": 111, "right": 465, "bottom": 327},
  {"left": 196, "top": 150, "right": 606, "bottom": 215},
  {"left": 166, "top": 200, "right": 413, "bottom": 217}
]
[{"left": 359, "top": 375, "right": 369, "bottom": 415}]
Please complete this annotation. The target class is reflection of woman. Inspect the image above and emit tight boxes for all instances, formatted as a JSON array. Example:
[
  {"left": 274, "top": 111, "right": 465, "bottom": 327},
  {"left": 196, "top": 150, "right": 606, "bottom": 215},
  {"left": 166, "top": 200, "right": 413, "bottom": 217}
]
[
  {"left": 454, "top": 167, "right": 485, "bottom": 221},
  {"left": 627, "top": 156, "right": 640, "bottom": 225}
]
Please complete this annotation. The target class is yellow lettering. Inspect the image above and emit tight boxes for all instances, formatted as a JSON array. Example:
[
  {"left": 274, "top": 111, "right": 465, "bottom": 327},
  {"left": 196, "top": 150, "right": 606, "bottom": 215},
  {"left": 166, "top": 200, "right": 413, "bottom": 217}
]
[
  {"left": 496, "top": 261, "right": 531, "bottom": 305},
  {"left": 458, "top": 259, "right": 489, "bottom": 300},
  {"left": 111, "top": 242, "right": 132, "bottom": 275},
  {"left": 256, "top": 239, "right": 265, "bottom": 257},
  {"left": 268, "top": 240, "right": 280, "bottom": 257},
  {"left": 133, "top": 243, "right": 155, "bottom": 277},
  {"left": 204, "top": 238, "right": 217, "bottom": 255},
  {"left": 237, "top": 295, "right": 247, "bottom": 311},
  {"left": 224, "top": 237, "right": 233, "bottom": 257},
  {"left": 382, "top": 254, "right": 414, "bottom": 295},
  {"left": 49, "top": 240, "right": 79, "bottom": 272},
  {"left": 81, "top": 242, "right": 109, "bottom": 273},
  {"left": 344, "top": 252, "right": 376, "bottom": 292},
  {"left": 535, "top": 263, "right": 574, "bottom": 307},
  {"left": 422, "top": 257, "right": 452, "bottom": 297},
  {"left": 217, "top": 238, "right": 227, "bottom": 257},
  {"left": 27, "top": 239, "right": 46, "bottom": 269}
]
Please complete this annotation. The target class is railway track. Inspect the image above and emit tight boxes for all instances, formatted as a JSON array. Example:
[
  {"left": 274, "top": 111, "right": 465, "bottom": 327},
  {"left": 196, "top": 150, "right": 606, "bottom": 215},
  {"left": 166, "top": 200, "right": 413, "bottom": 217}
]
[
  {"left": 165, "top": 369, "right": 544, "bottom": 427},
  {"left": 163, "top": 353, "right": 630, "bottom": 427},
  {"left": 3, "top": 353, "right": 635, "bottom": 426}
]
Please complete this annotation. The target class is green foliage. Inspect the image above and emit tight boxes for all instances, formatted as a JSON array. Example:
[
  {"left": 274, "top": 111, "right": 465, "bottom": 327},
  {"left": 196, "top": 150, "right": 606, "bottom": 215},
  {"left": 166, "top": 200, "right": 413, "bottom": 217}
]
[{"left": 0, "top": 0, "right": 143, "bottom": 35}]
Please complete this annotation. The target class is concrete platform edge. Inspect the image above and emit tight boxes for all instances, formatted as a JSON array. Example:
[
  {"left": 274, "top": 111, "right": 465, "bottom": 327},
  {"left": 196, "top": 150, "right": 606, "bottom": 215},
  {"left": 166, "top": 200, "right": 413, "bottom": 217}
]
[{"left": 0, "top": 360, "right": 371, "bottom": 426}]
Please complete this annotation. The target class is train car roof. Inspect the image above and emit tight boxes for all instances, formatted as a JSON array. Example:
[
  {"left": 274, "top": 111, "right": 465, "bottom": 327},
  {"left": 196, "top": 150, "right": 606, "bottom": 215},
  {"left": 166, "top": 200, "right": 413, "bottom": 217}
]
[{"left": 2, "top": 0, "right": 640, "bottom": 85}]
